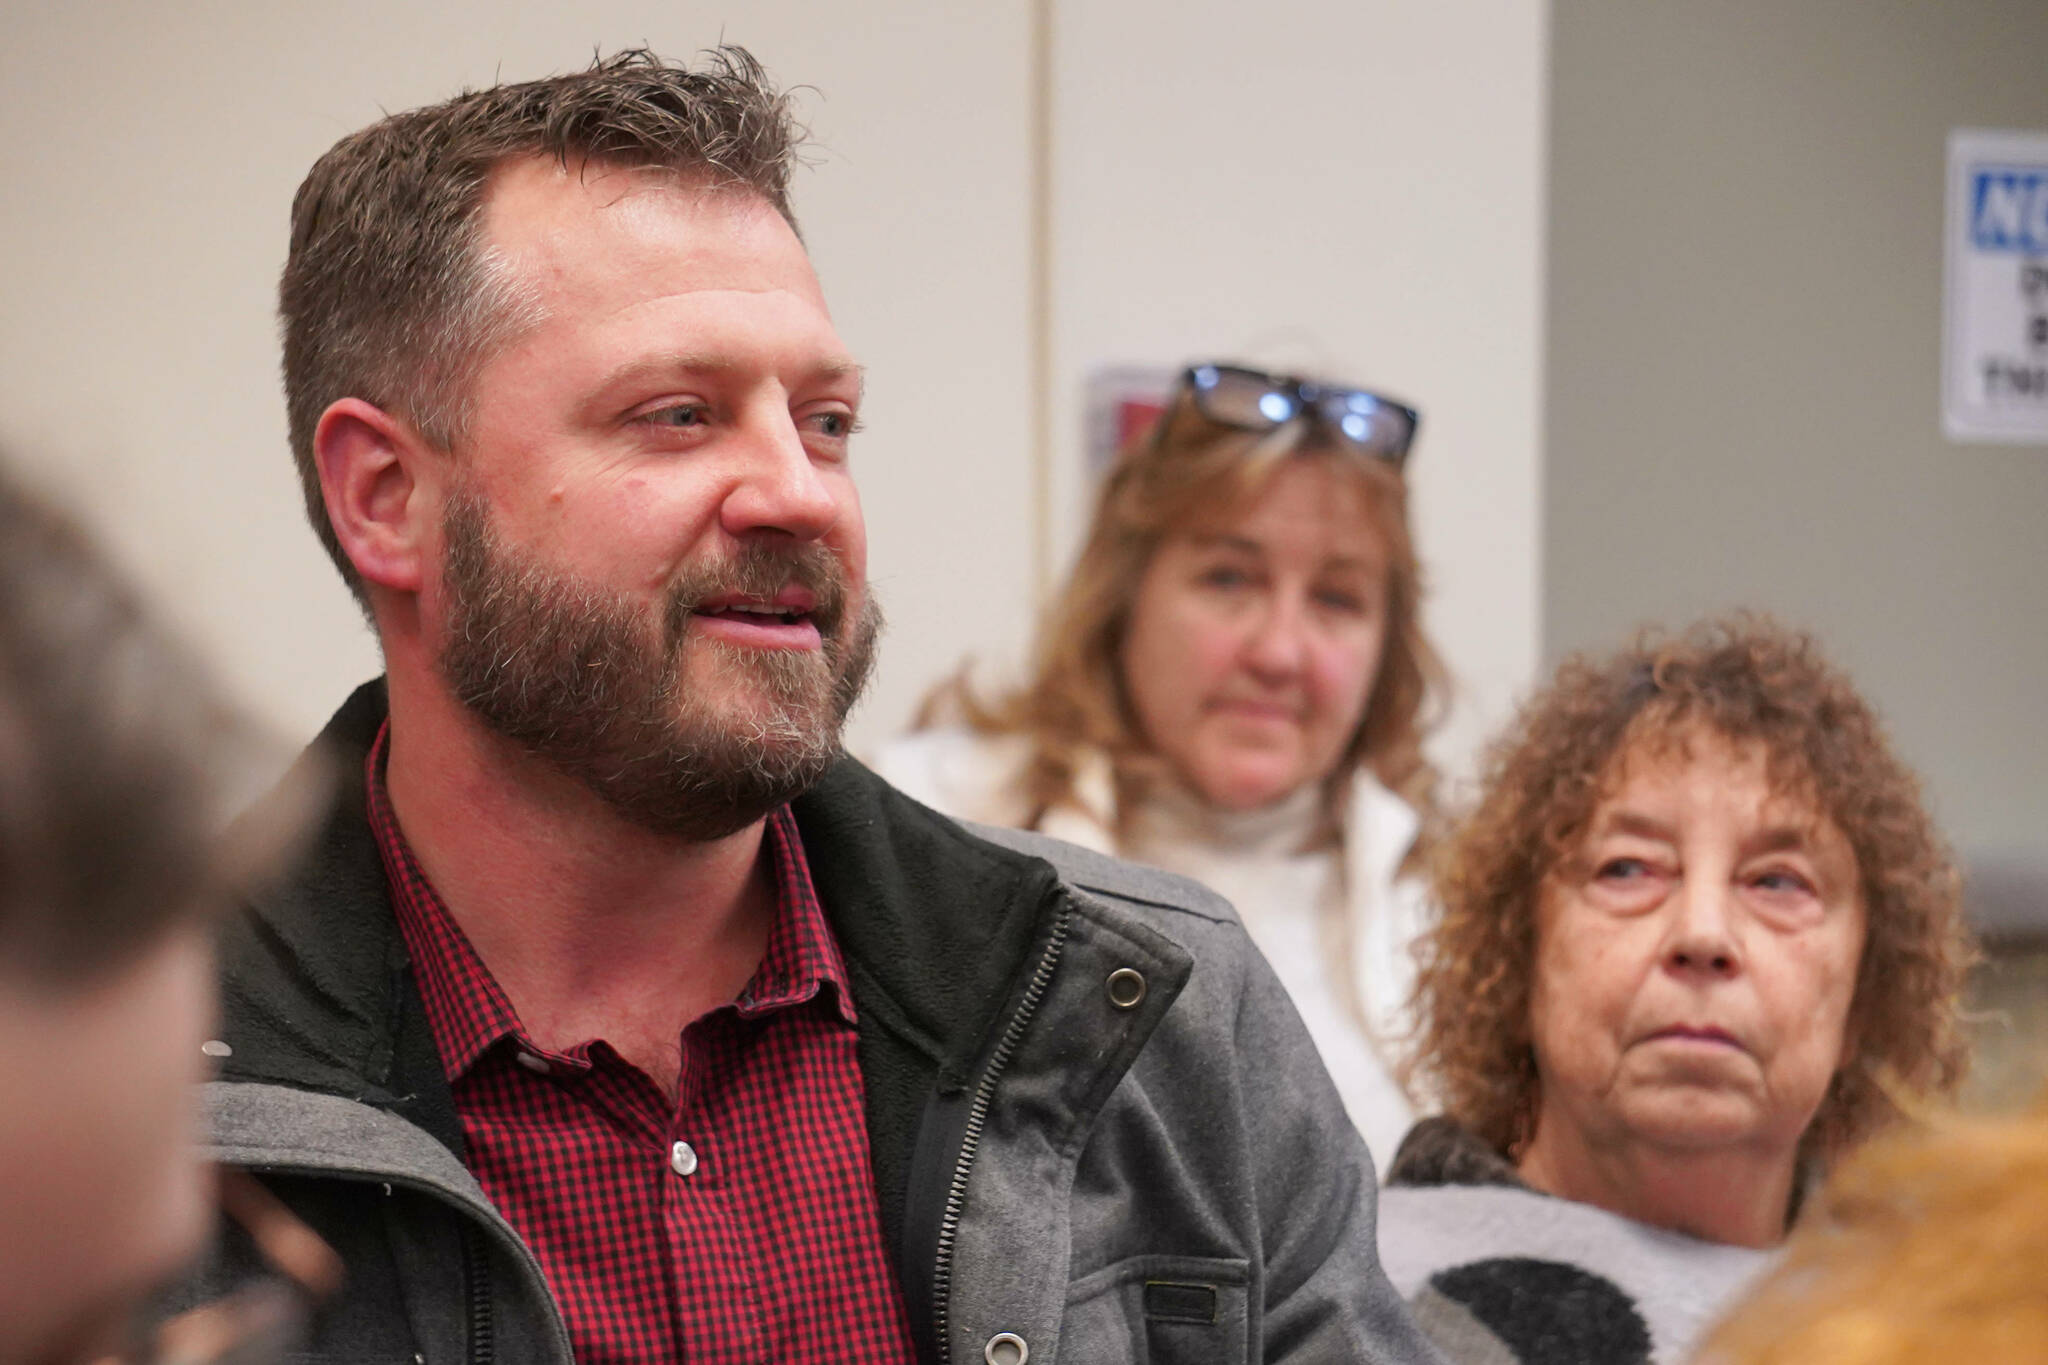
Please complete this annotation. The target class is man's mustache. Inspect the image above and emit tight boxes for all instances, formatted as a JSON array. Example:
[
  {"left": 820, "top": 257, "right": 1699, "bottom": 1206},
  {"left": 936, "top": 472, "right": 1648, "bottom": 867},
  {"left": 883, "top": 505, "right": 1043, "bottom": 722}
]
[{"left": 660, "top": 543, "right": 852, "bottom": 642}]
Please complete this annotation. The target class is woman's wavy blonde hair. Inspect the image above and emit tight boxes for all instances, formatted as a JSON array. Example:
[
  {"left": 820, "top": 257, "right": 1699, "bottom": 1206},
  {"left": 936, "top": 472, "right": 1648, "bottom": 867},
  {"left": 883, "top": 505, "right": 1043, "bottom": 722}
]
[
  {"left": 1404, "top": 615, "right": 1973, "bottom": 1169},
  {"left": 922, "top": 379, "right": 1447, "bottom": 857}
]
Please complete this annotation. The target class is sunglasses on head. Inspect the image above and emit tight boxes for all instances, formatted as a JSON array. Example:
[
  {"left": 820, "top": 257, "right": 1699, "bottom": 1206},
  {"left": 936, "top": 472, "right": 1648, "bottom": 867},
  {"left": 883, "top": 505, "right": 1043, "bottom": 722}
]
[{"left": 1175, "top": 363, "right": 1420, "bottom": 468}]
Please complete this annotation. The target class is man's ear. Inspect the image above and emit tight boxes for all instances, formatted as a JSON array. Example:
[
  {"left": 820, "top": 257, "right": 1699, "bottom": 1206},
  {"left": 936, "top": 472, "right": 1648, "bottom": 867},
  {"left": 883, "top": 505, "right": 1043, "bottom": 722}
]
[{"left": 313, "top": 398, "right": 440, "bottom": 594}]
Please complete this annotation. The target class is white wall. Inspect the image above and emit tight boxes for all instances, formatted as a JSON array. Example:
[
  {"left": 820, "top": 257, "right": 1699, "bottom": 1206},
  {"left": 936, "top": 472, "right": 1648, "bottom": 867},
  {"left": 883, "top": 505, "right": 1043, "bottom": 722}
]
[{"left": 0, "top": 2, "right": 1548, "bottom": 784}]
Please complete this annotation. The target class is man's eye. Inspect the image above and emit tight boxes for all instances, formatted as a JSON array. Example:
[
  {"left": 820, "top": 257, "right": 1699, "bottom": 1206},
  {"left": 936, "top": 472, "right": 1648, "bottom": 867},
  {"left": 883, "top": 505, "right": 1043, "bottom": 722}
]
[
  {"left": 809, "top": 411, "right": 859, "bottom": 439},
  {"left": 645, "top": 404, "right": 709, "bottom": 429}
]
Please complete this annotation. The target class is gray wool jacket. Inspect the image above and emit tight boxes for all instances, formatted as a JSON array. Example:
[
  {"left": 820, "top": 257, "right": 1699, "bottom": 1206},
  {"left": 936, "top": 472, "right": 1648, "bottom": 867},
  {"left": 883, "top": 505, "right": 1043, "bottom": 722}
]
[{"left": 187, "top": 682, "right": 1441, "bottom": 1365}]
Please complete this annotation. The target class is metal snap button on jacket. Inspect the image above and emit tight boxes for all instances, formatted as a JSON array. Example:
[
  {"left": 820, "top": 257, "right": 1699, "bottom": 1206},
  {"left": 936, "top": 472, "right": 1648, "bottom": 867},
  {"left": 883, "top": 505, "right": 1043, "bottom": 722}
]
[
  {"left": 669, "top": 1141, "right": 699, "bottom": 1177},
  {"left": 984, "top": 1332, "right": 1028, "bottom": 1365},
  {"left": 1105, "top": 967, "right": 1147, "bottom": 1010}
]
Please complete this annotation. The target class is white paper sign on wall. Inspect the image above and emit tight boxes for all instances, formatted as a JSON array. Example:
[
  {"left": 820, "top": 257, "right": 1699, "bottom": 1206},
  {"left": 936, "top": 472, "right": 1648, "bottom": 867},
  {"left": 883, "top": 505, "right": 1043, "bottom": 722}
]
[{"left": 1945, "top": 128, "right": 2048, "bottom": 445}]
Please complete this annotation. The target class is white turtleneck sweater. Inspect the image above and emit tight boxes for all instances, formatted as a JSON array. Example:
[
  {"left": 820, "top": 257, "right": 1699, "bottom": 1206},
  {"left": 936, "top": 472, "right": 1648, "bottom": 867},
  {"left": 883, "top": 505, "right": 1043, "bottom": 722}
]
[{"left": 872, "top": 728, "right": 1424, "bottom": 1168}]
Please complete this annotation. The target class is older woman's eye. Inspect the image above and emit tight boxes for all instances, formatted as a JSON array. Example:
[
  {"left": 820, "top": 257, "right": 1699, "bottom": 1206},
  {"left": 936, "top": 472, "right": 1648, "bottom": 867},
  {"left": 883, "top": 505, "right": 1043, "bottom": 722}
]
[
  {"left": 1752, "top": 868, "right": 1816, "bottom": 896},
  {"left": 1595, "top": 857, "right": 1653, "bottom": 881}
]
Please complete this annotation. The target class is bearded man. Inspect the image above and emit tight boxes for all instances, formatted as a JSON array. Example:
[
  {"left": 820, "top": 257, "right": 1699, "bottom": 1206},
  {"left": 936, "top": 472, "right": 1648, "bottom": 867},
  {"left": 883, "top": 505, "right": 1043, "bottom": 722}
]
[{"left": 188, "top": 48, "right": 1439, "bottom": 1365}]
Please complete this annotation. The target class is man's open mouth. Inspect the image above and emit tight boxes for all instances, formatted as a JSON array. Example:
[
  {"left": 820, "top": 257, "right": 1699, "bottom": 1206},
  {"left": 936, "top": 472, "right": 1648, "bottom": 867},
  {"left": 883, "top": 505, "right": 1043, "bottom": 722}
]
[
  {"left": 688, "top": 591, "right": 827, "bottom": 649},
  {"left": 696, "top": 603, "right": 810, "bottom": 624}
]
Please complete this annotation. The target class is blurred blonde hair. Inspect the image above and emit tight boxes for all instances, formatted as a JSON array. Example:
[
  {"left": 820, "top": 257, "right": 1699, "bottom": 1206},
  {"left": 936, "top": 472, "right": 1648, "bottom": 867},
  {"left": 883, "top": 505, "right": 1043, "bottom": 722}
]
[
  {"left": 1697, "top": 1101, "right": 2048, "bottom": 1364},
  {"left": 919, "top": 381, "right": 1447, "bottom": 860}
]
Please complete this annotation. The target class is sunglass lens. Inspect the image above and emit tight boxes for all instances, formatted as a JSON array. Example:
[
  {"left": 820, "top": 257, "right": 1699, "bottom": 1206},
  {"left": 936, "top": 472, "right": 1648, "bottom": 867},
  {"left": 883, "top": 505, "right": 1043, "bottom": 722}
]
[
  {"left": 1317, "top": 390, "right": 1412, "bottom": 461},
  {"left": 1192, "top": 367, "right": 1298, "bottom": 429}
]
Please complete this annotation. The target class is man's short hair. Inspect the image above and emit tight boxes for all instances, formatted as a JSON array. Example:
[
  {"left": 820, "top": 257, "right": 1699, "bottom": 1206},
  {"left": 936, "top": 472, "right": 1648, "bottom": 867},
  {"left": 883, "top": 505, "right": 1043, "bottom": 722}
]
[
  {"left": 0, "top": 462, "right": 238, "bottom": 984},
  {"left": 279, "top": 46, "right": 808, "bottom": 603}
]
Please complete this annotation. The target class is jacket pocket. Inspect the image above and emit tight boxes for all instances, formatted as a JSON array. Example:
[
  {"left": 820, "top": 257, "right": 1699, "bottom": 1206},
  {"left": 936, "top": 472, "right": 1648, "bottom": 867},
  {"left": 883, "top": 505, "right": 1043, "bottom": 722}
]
[{"left": 1063, "top": 1254, "right": 1249, "bottom": 1365}]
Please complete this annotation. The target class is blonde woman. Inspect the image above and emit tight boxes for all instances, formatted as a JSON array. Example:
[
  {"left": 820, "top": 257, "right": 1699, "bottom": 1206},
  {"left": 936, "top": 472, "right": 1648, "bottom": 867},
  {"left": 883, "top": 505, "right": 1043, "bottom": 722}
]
[{"left": 878, "top": 361, "right": 1445, "bottom": 1163}]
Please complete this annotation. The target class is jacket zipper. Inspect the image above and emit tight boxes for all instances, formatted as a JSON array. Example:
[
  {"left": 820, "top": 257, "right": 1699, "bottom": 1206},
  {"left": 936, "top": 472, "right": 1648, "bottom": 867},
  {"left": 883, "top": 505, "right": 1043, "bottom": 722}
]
[
  {"left": 929, "top": 899, "right": 1074, "bottom": 1361},
  {"left": 460, "top": 1222, "right": 496, "bottom": 1365}
]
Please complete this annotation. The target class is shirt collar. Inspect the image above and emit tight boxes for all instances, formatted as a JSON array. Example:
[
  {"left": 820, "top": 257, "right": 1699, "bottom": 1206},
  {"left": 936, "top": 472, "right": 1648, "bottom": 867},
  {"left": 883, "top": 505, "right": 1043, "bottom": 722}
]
[
  {"left": 363, "top": 720, "right": 856, "bottom": 1081},
  {"left": 742, "top": 804, "right": 858, "bottom": 1027},
  {"left": 365, "top": 722, "right": 515, "bottom": 1078}
]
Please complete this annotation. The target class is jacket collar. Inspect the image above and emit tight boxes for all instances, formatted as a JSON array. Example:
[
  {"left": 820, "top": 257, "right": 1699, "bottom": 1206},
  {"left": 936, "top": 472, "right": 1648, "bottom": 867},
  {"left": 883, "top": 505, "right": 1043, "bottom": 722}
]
[
  {"left": 214, "top": 677, "right": 1070, "bottom": 1149},
  {"left": 791, "top": 756, "right": 1063, "bottom": 1089},
  {"left": 215, "top": 679, "right": 466, "bottom": 1152}
]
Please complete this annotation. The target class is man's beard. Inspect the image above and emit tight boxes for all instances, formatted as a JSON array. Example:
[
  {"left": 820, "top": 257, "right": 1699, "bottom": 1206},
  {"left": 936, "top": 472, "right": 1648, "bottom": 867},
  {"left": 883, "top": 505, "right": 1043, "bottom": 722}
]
[{"left": 436, "top": 489, "right": 880, "bottom": 841}]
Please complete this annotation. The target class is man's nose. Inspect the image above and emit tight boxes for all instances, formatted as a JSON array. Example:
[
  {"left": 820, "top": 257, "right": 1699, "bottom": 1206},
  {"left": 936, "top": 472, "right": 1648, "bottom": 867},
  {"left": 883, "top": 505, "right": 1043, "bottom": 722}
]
[
  {"left": 1663, "top": 875, "right": 1741, "bottom": 979},
  {"left": 719, "top": 409, "right": 839, "bottom": 542}
]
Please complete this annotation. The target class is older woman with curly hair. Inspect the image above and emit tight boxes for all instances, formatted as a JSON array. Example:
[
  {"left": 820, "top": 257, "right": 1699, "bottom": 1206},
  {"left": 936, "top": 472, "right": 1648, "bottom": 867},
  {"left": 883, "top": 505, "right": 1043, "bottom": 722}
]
[{"left": 1376, "top": 615, "right": 1974, "bottom": 1365}]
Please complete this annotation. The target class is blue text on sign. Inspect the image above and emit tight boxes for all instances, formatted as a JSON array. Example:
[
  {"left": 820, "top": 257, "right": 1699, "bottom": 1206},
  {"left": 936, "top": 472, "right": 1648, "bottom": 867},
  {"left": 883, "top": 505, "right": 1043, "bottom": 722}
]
[{"left": 1971, "top": 167, "right": 2048, "bottom": 253}]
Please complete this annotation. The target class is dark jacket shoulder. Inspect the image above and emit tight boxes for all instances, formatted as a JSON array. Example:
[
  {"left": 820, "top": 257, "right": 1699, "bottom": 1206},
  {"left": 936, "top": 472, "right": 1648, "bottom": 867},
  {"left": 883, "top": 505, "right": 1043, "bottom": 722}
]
[{"left": 1385, "top": 1115, "right": 1531, "bottom": 1191}]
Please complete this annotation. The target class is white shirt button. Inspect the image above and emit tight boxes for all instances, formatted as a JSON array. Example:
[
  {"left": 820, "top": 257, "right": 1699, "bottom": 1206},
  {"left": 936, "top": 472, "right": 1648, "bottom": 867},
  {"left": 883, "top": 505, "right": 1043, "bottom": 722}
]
[
  {"left": 670, "top": 1141, "right": 699, "bottom": 1177},
  {"left": 514, "top": 1051, "right": 552, "bottom": 1075}
]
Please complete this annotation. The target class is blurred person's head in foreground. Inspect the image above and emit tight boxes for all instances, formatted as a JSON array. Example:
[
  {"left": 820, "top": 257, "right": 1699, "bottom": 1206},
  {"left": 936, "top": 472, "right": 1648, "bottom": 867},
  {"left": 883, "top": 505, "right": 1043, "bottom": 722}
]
[
  {"left": 0, "top": 462, "right": 247, "bottom": 1363},
  {"left": 1697, "top": 1101, "right": 2048, "bottom": 1364},
  {"left": 1402, "top": 615, "right": 1971, "bottom": 1248},
  {"left": 937, "top": 360, "right": 1443, "bottom": 842}
]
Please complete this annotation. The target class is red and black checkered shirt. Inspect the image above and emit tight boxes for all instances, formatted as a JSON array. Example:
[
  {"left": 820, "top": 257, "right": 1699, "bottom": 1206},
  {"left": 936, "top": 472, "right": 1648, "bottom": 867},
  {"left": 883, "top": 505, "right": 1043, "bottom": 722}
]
[{"left": 365, "top": 725, "right": 918, "bottom": 1364}]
